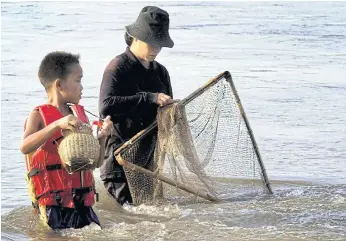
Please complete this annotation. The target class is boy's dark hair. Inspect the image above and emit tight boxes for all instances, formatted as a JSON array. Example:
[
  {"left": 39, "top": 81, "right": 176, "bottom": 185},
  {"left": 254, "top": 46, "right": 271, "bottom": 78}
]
[
  {"left": 124, "top": 32, "right": 134, "bottom": 47},
  {"left": 38, "top": 51, "right": 80, "bottom": 90}
]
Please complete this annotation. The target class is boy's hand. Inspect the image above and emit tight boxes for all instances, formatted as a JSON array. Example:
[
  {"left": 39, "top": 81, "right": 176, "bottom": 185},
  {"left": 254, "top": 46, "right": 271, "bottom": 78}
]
[
  {"left": 98, "top": 116, "right": 112, "bottom": 139},
  {"left": 56, "top": 114, "right": 83, "bottom": 131}
]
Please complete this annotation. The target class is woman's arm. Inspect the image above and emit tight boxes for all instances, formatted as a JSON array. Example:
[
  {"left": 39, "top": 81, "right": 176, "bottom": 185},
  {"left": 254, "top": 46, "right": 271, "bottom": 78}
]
[
  {"left": 99, "top": 69, "right": 158, "bottom": 117},
  {"left": 96, "top": 116, "right": 112, "bottom": 167},
  {"left": 97, "top": 138, "right": 106, "bottom": 168}
]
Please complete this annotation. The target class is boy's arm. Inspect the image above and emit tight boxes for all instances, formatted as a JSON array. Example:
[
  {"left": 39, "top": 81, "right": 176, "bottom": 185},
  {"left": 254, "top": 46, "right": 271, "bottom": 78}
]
[
  {"left": 20, "top": 110, "right": 57, "bottom": 154},
  {"left": 20, "top": 111, "right": 82, "bottom": 154}
]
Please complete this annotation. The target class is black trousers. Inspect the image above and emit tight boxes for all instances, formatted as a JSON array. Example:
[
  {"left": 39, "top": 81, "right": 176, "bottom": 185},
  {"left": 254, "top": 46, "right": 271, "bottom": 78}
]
[{"left": 103, "top": 179, "right": 133, "bottom": 205}]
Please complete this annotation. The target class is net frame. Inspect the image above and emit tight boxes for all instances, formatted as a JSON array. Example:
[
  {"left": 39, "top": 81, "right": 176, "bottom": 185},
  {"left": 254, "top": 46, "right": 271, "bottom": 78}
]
[{"left": 114, "top": 71, "right": 272, "bottom": 202}]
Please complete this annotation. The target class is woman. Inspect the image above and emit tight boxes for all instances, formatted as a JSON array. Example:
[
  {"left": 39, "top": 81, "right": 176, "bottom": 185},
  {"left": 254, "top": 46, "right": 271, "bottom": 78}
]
[{"left": 98, "top": 6, "right": 175, "bottom": 205}]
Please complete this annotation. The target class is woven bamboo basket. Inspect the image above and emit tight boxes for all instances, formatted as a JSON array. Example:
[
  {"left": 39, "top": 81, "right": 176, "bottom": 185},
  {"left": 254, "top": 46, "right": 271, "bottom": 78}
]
[{"left": 58, "top": 123, "right": 100, "bottom": 173}]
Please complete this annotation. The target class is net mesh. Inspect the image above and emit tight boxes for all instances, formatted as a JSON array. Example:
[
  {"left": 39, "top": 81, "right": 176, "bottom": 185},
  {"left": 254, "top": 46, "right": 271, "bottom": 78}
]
[{"left": 116, "top": 72, "right": 271, "bottom": 205}]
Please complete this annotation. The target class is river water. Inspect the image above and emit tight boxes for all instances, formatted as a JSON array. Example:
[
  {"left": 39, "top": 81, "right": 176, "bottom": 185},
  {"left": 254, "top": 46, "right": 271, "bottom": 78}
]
[{"left": 1, "top": 2, "right": 345, "bottom": 240}]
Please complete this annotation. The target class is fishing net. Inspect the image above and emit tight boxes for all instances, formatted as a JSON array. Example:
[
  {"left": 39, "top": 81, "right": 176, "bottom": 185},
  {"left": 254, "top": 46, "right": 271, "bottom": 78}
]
[{"left": 115, "top": 71, "right": 272, "bottom": 205}]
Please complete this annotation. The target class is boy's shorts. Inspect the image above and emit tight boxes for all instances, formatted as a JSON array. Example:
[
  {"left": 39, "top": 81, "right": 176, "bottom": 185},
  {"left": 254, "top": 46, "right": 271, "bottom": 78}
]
[{"left": 44, "top": 205, "right": 100, "bottom": 229}]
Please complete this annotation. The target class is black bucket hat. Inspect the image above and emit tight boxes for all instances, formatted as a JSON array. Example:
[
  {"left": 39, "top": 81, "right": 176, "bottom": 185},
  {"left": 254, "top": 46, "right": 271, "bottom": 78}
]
[{"left": 125, "top": 6, "right": 174, "bottom": 48}]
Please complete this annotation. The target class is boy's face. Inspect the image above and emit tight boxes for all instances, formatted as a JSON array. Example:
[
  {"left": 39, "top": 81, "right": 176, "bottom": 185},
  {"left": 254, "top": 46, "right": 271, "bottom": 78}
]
[{"left": 60, "top": 63, "right": 83, "bottom": 104}]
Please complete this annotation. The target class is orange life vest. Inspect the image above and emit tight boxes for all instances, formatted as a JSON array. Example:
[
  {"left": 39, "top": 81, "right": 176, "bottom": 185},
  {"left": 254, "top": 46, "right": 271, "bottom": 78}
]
[{"left": 25, "top": 104, "right": 97, "bottom": 209}]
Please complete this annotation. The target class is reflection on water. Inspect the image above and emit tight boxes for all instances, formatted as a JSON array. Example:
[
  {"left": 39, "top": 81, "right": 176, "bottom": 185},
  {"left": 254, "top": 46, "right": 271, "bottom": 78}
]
[{"left": 2, "top": 1, "right": 346, "bottom": 240}]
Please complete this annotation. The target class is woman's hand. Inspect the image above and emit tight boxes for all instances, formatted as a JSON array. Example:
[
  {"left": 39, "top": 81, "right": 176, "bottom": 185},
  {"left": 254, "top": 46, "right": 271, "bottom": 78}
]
[
  {"left": 156, "top": 93, "right": 172, "bottom": 107},
  {"left": 156, "top": 93, "right": 179, "bottom": 107},
  {"left": 98, "top": 116, "right": 112, "bottom": 139}
]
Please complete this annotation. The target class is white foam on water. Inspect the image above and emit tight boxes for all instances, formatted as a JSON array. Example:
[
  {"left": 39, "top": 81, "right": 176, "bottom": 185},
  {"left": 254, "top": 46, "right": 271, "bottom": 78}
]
[{"left": 123, "top": 203, "right": 182, "bottom": 219}]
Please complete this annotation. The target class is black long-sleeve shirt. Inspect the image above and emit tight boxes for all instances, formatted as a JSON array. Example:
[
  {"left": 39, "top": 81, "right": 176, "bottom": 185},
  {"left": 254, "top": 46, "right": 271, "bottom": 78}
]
[{"left": 98, "top": 47, "right": 173, "bottom": 180}]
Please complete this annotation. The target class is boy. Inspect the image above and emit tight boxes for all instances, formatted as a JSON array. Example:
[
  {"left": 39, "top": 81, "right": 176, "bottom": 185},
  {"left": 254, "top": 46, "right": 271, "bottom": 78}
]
[{"left": 20, "top": 51, "right": 112, "bottom": 229}]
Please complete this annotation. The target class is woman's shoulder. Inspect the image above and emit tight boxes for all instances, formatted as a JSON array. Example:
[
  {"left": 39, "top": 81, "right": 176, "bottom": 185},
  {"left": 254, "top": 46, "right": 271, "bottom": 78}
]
[
  {"left": 105, "top": 53, "right": 127, "bottom": 71},
  {"left": 153, "top": 61, "right": 169, "bottom": 75},
  {"left": 105, "top": 52, "right": 137, "bottom": 75}
]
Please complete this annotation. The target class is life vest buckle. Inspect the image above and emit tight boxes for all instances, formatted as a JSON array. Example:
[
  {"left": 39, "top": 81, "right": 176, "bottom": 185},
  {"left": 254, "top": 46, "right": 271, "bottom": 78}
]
[{"left": 51, "top": 190, "right": 63, "bottom": 206}]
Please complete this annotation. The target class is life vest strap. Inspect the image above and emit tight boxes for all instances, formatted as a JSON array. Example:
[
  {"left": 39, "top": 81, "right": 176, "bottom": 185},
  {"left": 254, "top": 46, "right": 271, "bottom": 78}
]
[
  {"left": 27, "top": 169, "right": 40, "bottom": 179},
  {"left": 46, "top": 164, "right": 62, "bottom": 171},
  {"left": 36, "top": 186, "right": 94, "bottom": 199},
  {"left": 72, "top": 186, "right": 94, "bottom": 195},
  {"left": 72, "top": 186, "right": 95, "bottom": 208},
  {"left": 35, "top": 190, "right": 64, "bottom": 207},
  {"left": 27, "top": 164, "right": 63, "bottom": 179}
]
